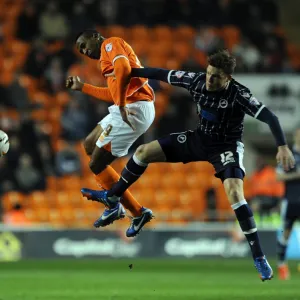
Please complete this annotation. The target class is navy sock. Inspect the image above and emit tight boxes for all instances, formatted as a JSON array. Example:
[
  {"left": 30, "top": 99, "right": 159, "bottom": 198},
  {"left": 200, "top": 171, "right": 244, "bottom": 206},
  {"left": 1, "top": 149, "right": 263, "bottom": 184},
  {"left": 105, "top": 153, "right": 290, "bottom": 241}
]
[
  {"left": 277, "top": 237, "right": 288, "bottom": 264},
  {"left": 232, "top": 200, "right": 264, "bottom": 259},
  {"left": 108, "top": 154, "right": 148, "bottom": 197}
]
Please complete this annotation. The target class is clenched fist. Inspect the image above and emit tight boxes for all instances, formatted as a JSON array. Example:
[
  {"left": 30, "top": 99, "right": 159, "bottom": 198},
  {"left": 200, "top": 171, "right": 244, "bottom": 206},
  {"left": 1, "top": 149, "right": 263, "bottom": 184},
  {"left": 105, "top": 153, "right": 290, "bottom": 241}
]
[{"left": 66, "top": 76, "right": 84, "bottom": 91}]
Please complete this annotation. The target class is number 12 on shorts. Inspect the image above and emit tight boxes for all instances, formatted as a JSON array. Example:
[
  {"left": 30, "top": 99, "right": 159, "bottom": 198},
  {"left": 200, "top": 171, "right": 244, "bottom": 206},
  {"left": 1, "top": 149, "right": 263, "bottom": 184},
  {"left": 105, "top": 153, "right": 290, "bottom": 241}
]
[{"left": 220, "top": 151, "right": 235, "bottom": 165}]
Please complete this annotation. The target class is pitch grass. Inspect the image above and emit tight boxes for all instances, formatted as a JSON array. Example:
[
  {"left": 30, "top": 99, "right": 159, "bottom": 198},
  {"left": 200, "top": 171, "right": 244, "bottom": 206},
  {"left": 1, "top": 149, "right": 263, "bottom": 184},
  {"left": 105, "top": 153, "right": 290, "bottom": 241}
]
[{"left": 0, "top": 259, "right": 299, "bottom": 300}]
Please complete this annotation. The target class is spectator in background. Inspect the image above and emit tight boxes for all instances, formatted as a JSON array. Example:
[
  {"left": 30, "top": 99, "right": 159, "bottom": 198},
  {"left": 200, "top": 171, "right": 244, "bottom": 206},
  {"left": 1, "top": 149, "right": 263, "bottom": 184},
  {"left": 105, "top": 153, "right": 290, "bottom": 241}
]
[
  {"left": 61, "top": 99, "right": 90, "bottom": 142},
  {"left": 96, "top": 0, "right": 118, "bottom": 26},
  {"left": 195, "top": 27, "right": 224, "bottom": 54},
  {"left": 44, "top": 57, "right": 65, "bottom": 94},
  {"left": 0, "top": 84, "right": 9, "bottom": 107},
  {"left": 6, "top": 135, "right": 21, "bottom": 170},
  {"left": 233, "top": 38, "right": 262, "bottom": 72},
  {"left": 14, "top": 154, "right": 45, "bottom": 194},
  {"left": 7, "top": 73, "right": 30, "bottom": 110},
  {"left": 38, "top": 140, "right": 55, "bottom": 176},
  {"left": 0, "top": 156, "right": 16, "bottom": 196},
  {"left": 18, "top": 112, "right": 40, "bottom": 158},
  {"left": 16, "top": 3, "right": 39, "bottom": 42},
  {"left": 55, "top": 141, "right": 82, "bottom": 176},
  {"left": 25, "top": 39, "right": 49, "bottom": 79},
  {"left": 263, "top": 35, "right": 285, "bottom": 73},
  {"left": 39, "top": 1, "right": 70, "bottom": 42},
  {"left": 70, "top": 2, "right": 94, "bottom": 37},
  {"left": 249, "top": 156, "right": 284, "bottom": 225}
]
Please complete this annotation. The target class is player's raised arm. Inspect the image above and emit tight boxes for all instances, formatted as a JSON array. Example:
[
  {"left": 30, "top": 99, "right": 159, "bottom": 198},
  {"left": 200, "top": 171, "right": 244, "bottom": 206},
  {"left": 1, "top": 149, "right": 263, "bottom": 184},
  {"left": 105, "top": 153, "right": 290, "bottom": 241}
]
[
  {"left": 66, "top": 76, "right": 114, "bottom": 103},
  {"left": 236, "top": 90, "right": 295, "bottom": 170},
  {"left": 131, "top": 67, "right": 197, "bottom": 90}
]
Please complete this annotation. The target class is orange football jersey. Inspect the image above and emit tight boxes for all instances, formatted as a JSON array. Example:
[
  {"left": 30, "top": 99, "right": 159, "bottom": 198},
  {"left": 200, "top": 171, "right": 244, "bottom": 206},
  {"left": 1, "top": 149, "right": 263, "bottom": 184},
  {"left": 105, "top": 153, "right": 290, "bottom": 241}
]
[{"left": 99, "top": 37, "right": 154, "bottom": 105}]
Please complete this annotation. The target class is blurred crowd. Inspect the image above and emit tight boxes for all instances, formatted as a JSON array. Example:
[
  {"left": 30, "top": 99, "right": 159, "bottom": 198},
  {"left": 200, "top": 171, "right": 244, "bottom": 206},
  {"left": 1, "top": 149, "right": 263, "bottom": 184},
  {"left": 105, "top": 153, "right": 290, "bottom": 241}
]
[{"left": 0, "top": 0, "right": 296, "bottom": 225}]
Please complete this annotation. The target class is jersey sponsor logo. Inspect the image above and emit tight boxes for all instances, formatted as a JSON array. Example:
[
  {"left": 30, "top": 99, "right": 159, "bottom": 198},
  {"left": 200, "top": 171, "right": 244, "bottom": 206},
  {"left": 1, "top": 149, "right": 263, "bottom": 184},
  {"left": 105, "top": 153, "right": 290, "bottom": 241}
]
[
  {"left": 188, "top": 72, "right": 196, "bottom": 78},
  {"left": 177, "top": 134, "right": 187, "bottom": 143},
  {"left": 219, "top": 99, "right": 228, "bottom": 108},
  {"left": 249, "top": 96, "right": 260, "bottom": 106},
  {"left": 175, "top": 71, "right": 185, "bottom": 79},
  {"left": 105, "top": 43, "right": 112, "bottom": 52}
]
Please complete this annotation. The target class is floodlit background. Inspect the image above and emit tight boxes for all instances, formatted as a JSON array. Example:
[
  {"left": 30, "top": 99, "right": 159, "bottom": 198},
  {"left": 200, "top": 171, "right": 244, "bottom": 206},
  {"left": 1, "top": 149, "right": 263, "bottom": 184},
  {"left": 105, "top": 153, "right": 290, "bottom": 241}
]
[{"left": 0, "top": 1, "right": 299, "bottom": 299}]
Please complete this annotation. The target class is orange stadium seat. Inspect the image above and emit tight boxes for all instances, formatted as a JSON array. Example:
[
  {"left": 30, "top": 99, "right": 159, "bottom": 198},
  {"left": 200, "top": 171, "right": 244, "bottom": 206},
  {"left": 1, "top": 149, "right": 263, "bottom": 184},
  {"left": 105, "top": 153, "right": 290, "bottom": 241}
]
[
  {"left": 131, "top": 188, "right": 156, "bottom": 209},
  {"left": 55, "top": 191, "right": 71, "bottom": 208},
  {"left": 129, "top": 39, "right": 149, "bottom": 58},
  {"left": 2, "top": 192, "right": 25, "bottom": 211},
  {"left": 56, "top": 91, "right": 71, "bottom": 108},
  {"left": 57, "top": 176, "right": 82, "bottom": 191},
  {"left": 175, "top": 26, "right": 196, "bottom": 42},
  {"left": 154, "top": 188, "right": 178, "bottom": 209},
  {"left": 67, "top": 190, "right": 84, "bottom": 208},
  {"left": 173, "top": 42, "right": 192, "bottom": 63},
  {"left": 44, "top": 190, "right": 58, "bottom": 208},
  {"left": 130, "top": 25, "right": 149, "bottom": 42},
  {"left": 193, "top": 49, "right": 207, "bottom": 68},
  {"left": 27, "top": 191, "right": 47, "bottom": 209},
  {"left": 160, "top": 172, "right": 186, "bottom": 189},
  {"left": 60, "top": 207, "right": 76, "bottom": 226},
  {"left": 106, "top": 25, "right": 128, "bottom": 40},
  {"left": 46, "top": 176, "right": 58, "bottom": 190},
  {"left": 165, "top": 57, "right": 181, "bottom": 70},
  {"left": 49, "top": 209, "right": 64, "bottom": 227},
  {"left": 152, "top": 26, "right": 173, "bottom": 42},
  {"left": 186, "top": 172, "right": 215, "bottom": 190},
  {"left": 24, "top": 208, "right": 39, "bottom": 224},
  {"left": 221, "top": 26, "right": 240, "bottom": 50},
  {"left": 36, "top": 207, "right": 50, "bottom": 224},
  {"left": 80, "top": 175, "right": 97, "bottom": 190}
]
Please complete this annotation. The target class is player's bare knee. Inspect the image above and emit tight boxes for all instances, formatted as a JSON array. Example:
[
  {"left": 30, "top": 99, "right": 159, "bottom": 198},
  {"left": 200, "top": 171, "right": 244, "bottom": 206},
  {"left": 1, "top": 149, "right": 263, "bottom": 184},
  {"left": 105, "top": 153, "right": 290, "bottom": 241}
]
[{"left": 135, "top": 144, "right": 149, "bottom": 162}]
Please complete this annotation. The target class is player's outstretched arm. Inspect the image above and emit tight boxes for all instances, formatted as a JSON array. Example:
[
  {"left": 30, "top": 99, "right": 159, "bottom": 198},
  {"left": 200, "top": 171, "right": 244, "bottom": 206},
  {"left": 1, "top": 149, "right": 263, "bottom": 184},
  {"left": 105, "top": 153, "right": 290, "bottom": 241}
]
[
  {"left": 105, "top": 67, "right": 196, "bottom": 90},
  {"left": 131, "top": 67, "right": 170, "bottom": 83},
  {"left": 66, "top": 76, "right": 114, "bottom": 103},
  {"left": 256, "top": 107, "right": 295, "bottom": 171}
]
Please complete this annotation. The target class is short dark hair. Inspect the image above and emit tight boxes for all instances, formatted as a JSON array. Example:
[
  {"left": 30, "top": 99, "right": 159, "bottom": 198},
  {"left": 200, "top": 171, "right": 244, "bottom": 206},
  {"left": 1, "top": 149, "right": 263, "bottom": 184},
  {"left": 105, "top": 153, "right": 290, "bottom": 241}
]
[
  {"left": 207, "top": 50, "right": 236, "bottom": 75},
  {"left": 75, "top": 29, "right": 99, "bottom": 42}
]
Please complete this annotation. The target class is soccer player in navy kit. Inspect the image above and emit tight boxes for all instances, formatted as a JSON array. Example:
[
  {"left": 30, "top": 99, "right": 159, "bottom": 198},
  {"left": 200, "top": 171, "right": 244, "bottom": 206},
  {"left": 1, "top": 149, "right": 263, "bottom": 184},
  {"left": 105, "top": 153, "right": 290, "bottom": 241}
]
[{"left": 82, "top": 50, "right": 295, "bottom": 281}]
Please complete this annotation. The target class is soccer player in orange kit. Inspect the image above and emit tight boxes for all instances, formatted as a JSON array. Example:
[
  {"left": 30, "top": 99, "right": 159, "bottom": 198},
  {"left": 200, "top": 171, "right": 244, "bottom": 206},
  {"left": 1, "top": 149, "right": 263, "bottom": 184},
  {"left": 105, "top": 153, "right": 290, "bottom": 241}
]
[{"left": 66, "top": 29, "right": 155, "bottom": 237}]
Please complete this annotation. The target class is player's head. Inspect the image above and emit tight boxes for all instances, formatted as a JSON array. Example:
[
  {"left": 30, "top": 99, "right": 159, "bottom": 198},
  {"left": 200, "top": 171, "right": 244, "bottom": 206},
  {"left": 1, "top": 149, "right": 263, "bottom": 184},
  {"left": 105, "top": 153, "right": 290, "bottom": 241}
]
[
  {"left": 206, "top": 50, "right": 236, "bottom": 91},
  {"left": 75, "top": 29, "right": 104, "bottom": 60},
  {"left": 294, "top": 126, "right": 300, "bottom": 145}
]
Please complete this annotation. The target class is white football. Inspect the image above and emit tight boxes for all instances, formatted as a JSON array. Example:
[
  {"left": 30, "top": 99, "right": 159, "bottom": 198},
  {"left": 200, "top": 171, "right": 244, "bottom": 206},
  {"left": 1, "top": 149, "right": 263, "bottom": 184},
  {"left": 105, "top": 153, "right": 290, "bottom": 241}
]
[{"left": 0, "top": 130, "right": 9, "bottom": 156}]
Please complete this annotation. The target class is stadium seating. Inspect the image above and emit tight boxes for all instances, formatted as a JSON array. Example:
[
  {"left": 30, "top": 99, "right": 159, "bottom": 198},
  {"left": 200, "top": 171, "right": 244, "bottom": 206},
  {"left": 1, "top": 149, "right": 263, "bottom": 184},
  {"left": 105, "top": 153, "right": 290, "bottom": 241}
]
[{"left": 0, "top": 1, "right": 292, "bottom": 227}]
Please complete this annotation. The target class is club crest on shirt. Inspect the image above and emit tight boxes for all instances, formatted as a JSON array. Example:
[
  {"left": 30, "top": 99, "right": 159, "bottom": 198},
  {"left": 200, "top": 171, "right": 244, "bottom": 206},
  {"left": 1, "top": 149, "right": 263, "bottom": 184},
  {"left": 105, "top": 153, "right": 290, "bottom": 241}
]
[
  {"left": 175, "top": 71, "right": 185, "bottom": 78},
  {"left": 105, "top": 43, "right": 112, "bottom": 52},
  {"left": 177, "top": 134, "right": 187, "bottom": 143},
  {"left": 219, "top": 99, "right": 228, "bottom": 108}
]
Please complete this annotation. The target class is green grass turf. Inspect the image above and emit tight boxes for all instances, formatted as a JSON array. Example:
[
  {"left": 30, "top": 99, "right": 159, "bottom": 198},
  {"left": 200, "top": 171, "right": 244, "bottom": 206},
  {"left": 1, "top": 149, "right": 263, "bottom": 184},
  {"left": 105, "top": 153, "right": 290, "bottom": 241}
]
[{"left": 0, "top": 259, "right": 299, "bottom": 300}]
